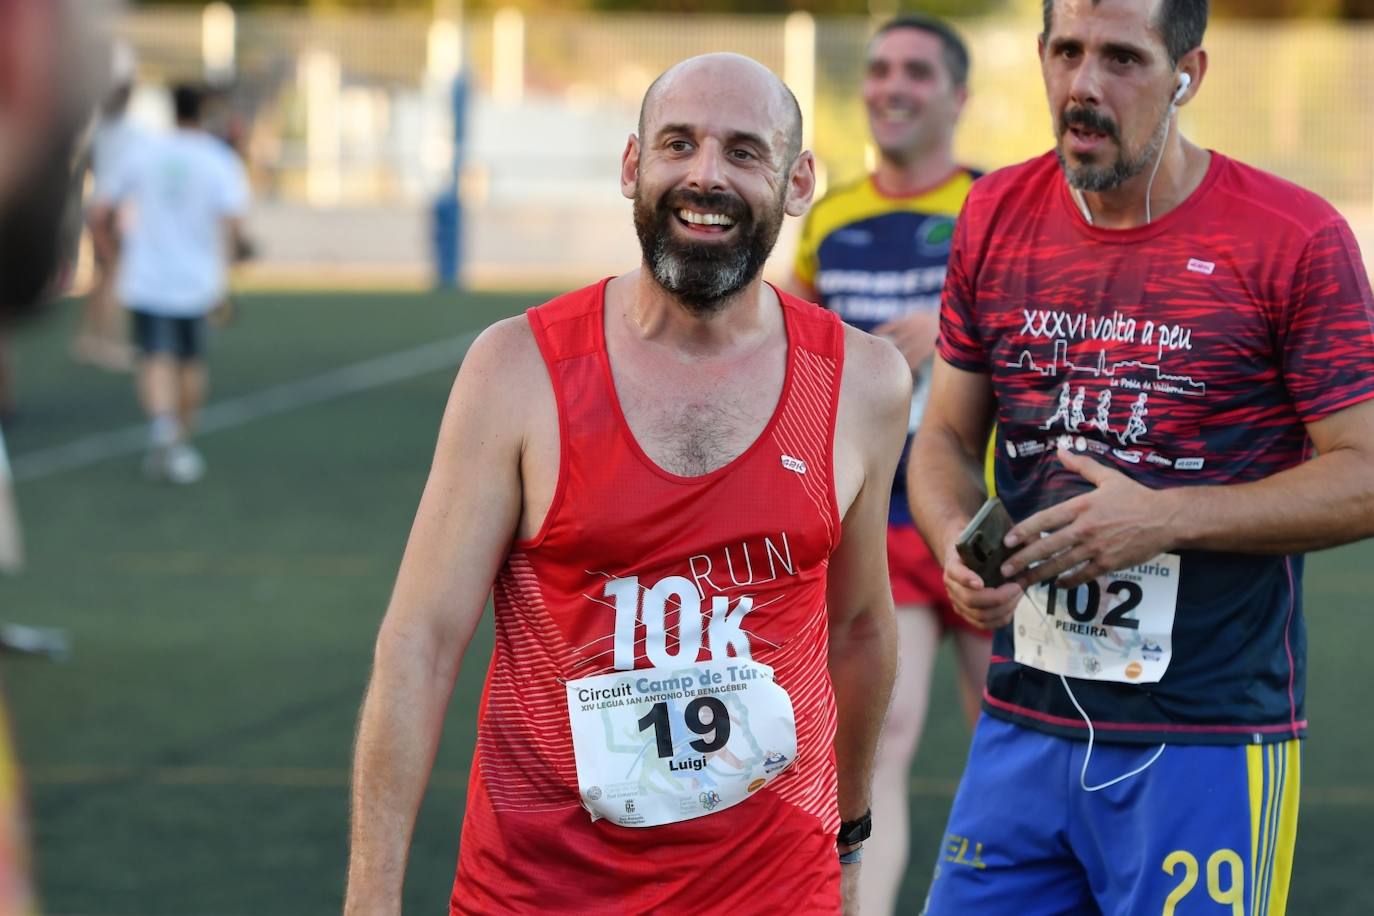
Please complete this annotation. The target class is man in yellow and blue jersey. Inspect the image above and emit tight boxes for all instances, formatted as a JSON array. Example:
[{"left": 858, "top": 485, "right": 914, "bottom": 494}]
[{"left": 788, "top": 15, "right": 984, "bottom": 914}]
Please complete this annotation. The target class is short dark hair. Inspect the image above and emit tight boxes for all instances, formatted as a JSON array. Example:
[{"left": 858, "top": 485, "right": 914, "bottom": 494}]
[
  {"left": 1041, "top": 0, "right": 1209, "bottom": 67},
  {"left": 872, "top": 14, "right": 971, "bottom": 89},
  {"left": 172, "top": 83, "right": 203, "bottom": 124}
]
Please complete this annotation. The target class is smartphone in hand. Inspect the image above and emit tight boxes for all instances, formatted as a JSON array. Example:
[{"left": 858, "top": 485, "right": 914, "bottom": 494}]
[{"left": 954, "top": 498, "right": 1017, "bottom": 588}]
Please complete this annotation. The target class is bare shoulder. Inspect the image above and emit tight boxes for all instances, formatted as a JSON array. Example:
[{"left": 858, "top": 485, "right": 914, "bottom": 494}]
[
  {"left": 460, "top": 314, "right": 544, "bottom": 385},
  {"left": 441, "top": 313, "right": 553, "bottom": 450},
  {"left": 839, "top": 324, "right": 912, "bottom": 429},
  {"left": 450, "top": 313, "right": 560, "bottom": 539}
]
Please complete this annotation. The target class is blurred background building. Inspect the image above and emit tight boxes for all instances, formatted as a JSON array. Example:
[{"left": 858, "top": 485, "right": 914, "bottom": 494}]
[{"left": 105, "top": 0, "right": 1374, "bottom": 287}]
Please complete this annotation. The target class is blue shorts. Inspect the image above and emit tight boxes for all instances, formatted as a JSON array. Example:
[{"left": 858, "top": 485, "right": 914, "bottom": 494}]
[
  {"left": 130, "top": 310, "right": 207, "bottom": 361},
  {"left": 923, "top": 715, "right": 1300, "bottom": 915}
]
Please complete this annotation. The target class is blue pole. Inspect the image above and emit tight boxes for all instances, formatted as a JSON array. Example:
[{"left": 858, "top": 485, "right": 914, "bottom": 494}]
[{"left": 433, "top": 72, "right": 467, "bottom": 289}]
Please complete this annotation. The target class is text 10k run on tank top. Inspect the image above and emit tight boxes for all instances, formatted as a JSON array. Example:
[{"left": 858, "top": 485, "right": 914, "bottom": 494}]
[{"left": 451, "top": 279, "right": 849, "bottom": 915}]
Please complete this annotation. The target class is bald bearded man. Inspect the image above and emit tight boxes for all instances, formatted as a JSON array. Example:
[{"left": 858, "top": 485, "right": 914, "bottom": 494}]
[{"left": 343, "top": 54, "right": 911, "bottom": 915}]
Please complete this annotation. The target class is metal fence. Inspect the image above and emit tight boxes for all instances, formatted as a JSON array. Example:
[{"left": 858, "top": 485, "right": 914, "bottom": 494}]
[{"left": 111, "top": 5, "right": 1374, "bottom": 282}]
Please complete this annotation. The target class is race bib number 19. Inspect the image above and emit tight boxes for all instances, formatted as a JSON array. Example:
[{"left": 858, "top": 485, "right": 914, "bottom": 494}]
[
  {"left": 1013, "top": 553, "right": 1181, "bottom": 683},
  {"left": 565, "top": 657, "right": 797, "bottom": 828}
]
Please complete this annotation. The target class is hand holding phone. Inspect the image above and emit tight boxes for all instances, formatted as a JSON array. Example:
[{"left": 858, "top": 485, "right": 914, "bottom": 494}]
[{"left": 954, "top": 498, "right": 1017, "bottom": 588}]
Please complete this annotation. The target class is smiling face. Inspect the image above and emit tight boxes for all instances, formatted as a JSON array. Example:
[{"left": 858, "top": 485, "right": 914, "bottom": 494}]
[
  {"left": 863, "top": 27, "right": 965, "bottom": 167},
  {"left": 1041, "top": 0, "right": 1183, "bottom": 192},
  {"left": 624, "top": 55, "right": 813, "bottom": 315}
]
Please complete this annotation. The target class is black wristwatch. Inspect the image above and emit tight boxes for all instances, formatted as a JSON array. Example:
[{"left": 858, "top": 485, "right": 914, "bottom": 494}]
[{"left": 837, "top": 809, "right": 872, "bottom": 847}]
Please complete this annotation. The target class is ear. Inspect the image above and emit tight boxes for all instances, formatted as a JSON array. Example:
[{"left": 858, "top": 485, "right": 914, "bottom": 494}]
[
  {"left": 1173, "top": 48, "right": 1207, "bottom": 109},
  {"left": 1036, "top": 33, "right": 1047, "bottom": 62},
  {"left": 951, "top": 82, "right": 970, "bottom": 120},
  {"left": 620, "top": 133, "right": 640, "bottom": 201},
  {"left": 783, "top": 150, "right": 817, "bottom": 219}
]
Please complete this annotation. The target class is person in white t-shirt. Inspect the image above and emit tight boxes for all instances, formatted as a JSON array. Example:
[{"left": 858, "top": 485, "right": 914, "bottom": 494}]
[{"left": 91, "top": 83, "right": 249, "bottom": 484}]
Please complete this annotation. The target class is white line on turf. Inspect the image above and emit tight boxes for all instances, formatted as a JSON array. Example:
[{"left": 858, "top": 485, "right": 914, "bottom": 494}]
[{"left": 10, "top": 331, "right": 480, "bottom": 483}]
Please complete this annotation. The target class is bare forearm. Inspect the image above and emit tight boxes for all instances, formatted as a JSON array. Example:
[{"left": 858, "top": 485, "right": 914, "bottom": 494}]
[
  {"left": 90, "top": 219, "right": 117, "bottom": 263},
  {"left": 1169, "top": 448, "right": 1374, "bottom": 554},
  {"left": 827, "top": 608, "right": 897, "bottom": 821},
  {"left": 908, "top": 425, "right": 989, "bottom": 562},
  {"left": 345, "top": 627, "right": 459, "bottom": 913}
]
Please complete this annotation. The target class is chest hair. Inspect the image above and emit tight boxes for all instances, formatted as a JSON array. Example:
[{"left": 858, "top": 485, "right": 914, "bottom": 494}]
[{"left": 619, "top": 375, "right": 778, "bottom": 477}]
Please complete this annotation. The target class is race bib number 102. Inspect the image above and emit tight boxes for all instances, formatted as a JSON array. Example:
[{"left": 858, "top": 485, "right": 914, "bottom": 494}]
[
  {"left": 565, "top": 657, "right": 797, "bottom": 828},
  {"left": 1013, "top": 553, "right": 1181, "bottom": 683}
]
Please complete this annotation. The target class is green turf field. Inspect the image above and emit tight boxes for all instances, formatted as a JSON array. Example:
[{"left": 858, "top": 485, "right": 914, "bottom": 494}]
[{"left": 2, "top": 291, "right": 1371, "bottom": 914}]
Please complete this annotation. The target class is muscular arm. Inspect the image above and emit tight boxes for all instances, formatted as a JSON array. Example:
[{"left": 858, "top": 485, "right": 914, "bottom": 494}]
[
  {"left": 1003, "top": 398, "right": 1374, "bottom": 587},
  {"left": 1172, "top": 399, "right": 1374, "bottom": 552},
  {"left": 826, "top": 330, "right": 909, "bottom": 862},
  {"left": 907, "top": 357, "right": 1023, "bottom": 627},
  {"left": 344, "top": 319, "right": 533, "bottom": 914},
  {"left": 907, "top": 358, "right": 993, "bottom": 558}
]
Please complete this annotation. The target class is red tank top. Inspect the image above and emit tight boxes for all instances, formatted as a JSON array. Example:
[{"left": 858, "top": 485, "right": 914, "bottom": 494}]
[{"left": 451, "top": 279, "right": 847, "bottom": 913}]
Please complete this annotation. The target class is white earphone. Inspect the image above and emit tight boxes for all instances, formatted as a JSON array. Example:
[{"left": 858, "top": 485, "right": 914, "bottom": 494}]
[
  {"left": 1072, "top": 71, "right": 1193, "bottom": 227},
  {"left": 1171, "top": 71, "right": 1192, "bottom": 106}
]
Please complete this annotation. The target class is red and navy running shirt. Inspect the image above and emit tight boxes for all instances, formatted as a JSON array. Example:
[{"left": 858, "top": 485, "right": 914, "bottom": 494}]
[{"left": 939, "top": 150, "right": 1374, "bottom": 745}]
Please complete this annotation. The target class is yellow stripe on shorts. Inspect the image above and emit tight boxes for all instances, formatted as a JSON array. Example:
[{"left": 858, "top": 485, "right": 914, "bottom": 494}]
[{"left": 1247, "top": 740, "right": 1300, "bottom": 916}]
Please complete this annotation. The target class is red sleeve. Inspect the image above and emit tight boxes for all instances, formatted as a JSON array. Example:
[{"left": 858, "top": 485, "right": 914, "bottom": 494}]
[
  {"left": 936, "top": 196, "right": 988, "bottom": 372},
  {"left": 1280, "top": 218, "right": 1374, "bottom": 423}
]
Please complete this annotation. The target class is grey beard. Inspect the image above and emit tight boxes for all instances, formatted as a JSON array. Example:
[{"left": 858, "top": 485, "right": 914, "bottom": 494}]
[
  {"left": 648, "top": 240, "right": 752, "bottom": 316},
  {"left": 1059, "top": 111, "right": 1169, "bottom": 193},
  {"left": 633, "top": 187, "right": 785, "bottom": 316}
]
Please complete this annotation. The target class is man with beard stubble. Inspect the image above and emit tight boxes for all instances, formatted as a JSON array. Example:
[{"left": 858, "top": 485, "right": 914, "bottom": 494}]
[
  {"left": 344, "top": 54, "right": 911, "bottom": 914},
  {"left": 910, "top": 0, "right": 1374, "bottom": 912}
]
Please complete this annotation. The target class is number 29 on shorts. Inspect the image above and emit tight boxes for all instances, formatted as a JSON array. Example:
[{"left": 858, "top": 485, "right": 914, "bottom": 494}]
[{"left": 1162, "top": 848, "right": 1243, "bottom": 915}]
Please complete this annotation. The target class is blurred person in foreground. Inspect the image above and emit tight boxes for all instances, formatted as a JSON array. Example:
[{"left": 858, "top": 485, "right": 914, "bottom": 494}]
[
  {"left": 788, "top": 17, "right": 985, "bottom": 912},
  {"left": 74, "top": 40, "right": 141, "bottom": 373},
  {"left": 910, "top": 0, "right": 1374, "bottom": 912},
  {"left": 89, "top": 83, "right": 250, "bottom": 485},
  {"left": 0, "top": 0, "right": 108, "bottom": 577},
  {"left": 346, "top": 53, "right": 910, "bottom": 914},
  {"left": 0, "top": 1, "right": 112, "bottom": 912}
]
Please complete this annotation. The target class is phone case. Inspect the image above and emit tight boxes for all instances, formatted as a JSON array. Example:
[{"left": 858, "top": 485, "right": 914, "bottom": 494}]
[{"left": 955, "top": 498, "right": 1015, "bottom": 587}]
